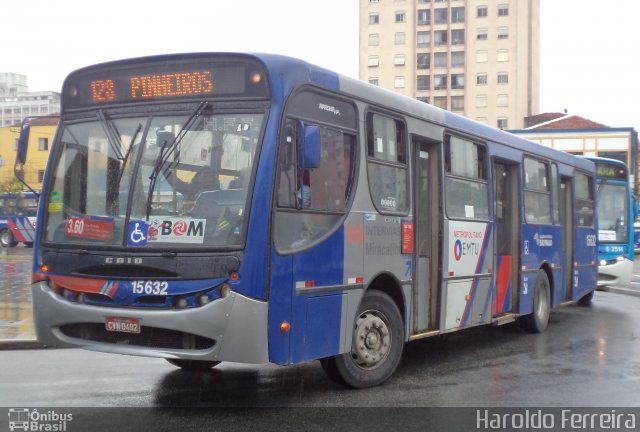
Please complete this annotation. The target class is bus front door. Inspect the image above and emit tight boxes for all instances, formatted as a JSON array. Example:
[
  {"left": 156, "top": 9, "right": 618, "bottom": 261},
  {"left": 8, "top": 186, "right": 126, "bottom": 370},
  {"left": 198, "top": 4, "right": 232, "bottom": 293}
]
[
  {"left": 412, "top": 138, "right": 441, "bottom": 333},
  {"left": 493, "top": 161, "right": 519, "bottom": 317}
]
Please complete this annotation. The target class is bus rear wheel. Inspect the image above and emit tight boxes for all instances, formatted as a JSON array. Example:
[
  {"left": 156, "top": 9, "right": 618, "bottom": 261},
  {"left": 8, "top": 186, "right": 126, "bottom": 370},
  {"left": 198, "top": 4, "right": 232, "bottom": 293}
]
[
  {"left": 165, "top": 359, "right": 220, "bottom": 371},
  {"left": 0, "top": 229, "right": 17, "bottom": 248},
  {"left": 521, "top": 270, "right": 551, "bottom": 333},
  {"left": 321, "top": 290, "right": 404, "bottom": 388}
]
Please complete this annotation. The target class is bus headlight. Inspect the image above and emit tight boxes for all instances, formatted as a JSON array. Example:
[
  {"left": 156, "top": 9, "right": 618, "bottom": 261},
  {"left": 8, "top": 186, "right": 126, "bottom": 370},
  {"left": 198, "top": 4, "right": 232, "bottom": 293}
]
[
  {"left": 600, "top": 259, "right": 607, "bottom": 267},
  {"left": 616, "top": 256, "right": 625, "bottom": 262}
]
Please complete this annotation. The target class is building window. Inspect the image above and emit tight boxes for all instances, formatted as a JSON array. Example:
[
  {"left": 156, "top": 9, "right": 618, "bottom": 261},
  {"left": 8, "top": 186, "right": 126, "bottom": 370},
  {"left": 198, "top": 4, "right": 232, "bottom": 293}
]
[
  {"left": 434, "top": 74, "right": 447, "bottom": 90},
  {"left": 476, "top": 95, "right": 488, "bottom": 107},
  {"left": 451, "top": 74, "right": 464, "bottom": 89},
  {"left": 395, "top": 11, "right": 406, "bottom": 23},
  {"left": 369, "top": 78, "right": 379, "bottom": 86},
  {"left": 476, "top": 50, "right": 488, "bottom": 62},
  {"left": 368, "top": 34, "right": 380, "bottom": 46},
  {"left": 477, "top": 6, "right": 488, "bottom": 17},
  {"left": 369, "top": 14, "right": 379, "bottom": 25},
  {"left": 477, "top": 28, "right": 488, "bottom": 40},
  {"left": 451, "top": 96, "right": 464, "bottom": 112},
  {"left": 417, "top": 53, "right": 431, "bottom": 69},
  {"left": 497, "top": 49, "right": 509, "bottom": 62},
  {"left": 417, "top": 31, "right": 431, "bottom": 47},
  {"left": 394, "top": 54, "right": 406, "bottom": 66},
  {"left": 477, "top": 73, "right": 488, "bottom": 85},
  {"left": 39, "top": 137, "right": 49, "bottom": 151},
  {"left": 38, "top": 170, "right": 45, "bottom": 182},
  {"left": 497, "top": 117, "right": 508, "bottom": 129},
  {"left": 434, "top": 30, "right": 448, "bottom": 45},
  {"left": 395, "top": 32, "right": 406, "bottom": 45},
  {"left": 497, "top": 94, "right": 509, "bottom": 107},
  {"left": 451, "top": 51, "right": 464, "bottom": 67},
  {"left": 497, "top": 27, "right": 509, "bottom": 39},
  {"left": 417, "top": 97, "right": 430, "bottom": 104},
  {"left": 418, "top": 9, "right": 431, "bottom": 25},
  {"left": 435, "top": 8, "right": 448, "bottom": 24},
  {"left": 433, "top": 96, "right": 447, "bottom": 109},
  {"left": 417, "top": 75, "right": 431, "bottom": 91},
  {"left": 498, "top": 4, "right": 509, "bottom": 16},
  {"left": 497, "top": 72, "right": 508, "bottom": 84},
  {"left": 451, "top": 29, "right": 465, "bottom": 45},
  {"left": 452, "top": 7, "right": 465, "bottom": 23},
  {"left": 434, "top": 52, "right": 448, "bottom": 68},
  {"left": 395, "top": 76, "right": 406, "bottom": 88},
  {"left": 368, "top": 56, "right": 380, "bottom": 67}
]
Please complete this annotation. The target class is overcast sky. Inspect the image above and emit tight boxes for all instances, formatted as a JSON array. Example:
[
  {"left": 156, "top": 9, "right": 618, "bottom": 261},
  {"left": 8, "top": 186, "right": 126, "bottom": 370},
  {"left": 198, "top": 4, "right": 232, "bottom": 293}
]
[{"left": 3, "top": 0, "right": 640, "bottom": 130}]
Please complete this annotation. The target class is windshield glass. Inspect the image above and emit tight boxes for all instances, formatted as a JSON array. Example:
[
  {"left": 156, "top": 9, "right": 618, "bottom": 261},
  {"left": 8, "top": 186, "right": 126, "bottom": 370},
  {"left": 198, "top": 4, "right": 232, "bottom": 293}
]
[
  {"left": 597, "top": 182, "right": 628, "bottom": 243},
  {"left": 44, "top": 111, "right": 263, "bottom": 248}
]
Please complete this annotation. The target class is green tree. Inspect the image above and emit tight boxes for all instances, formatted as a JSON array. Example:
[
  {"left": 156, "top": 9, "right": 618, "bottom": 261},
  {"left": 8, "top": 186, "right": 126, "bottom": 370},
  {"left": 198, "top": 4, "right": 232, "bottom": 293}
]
[{"left": 0, "top": 178, "right": 23, "bottom": 194}]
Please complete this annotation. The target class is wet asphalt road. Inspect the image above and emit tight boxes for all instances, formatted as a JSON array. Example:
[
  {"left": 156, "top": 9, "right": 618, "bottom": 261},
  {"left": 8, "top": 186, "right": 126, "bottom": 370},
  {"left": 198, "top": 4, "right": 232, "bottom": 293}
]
[{"left": 1, "top": 247, "right": 640, "bottom": 431}]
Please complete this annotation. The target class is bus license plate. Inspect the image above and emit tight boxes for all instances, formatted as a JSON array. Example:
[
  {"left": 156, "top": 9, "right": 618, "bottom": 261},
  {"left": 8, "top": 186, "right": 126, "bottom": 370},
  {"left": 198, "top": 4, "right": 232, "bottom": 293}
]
[{"left": 105, "top": 317, "right": 141, "bottom": 334}]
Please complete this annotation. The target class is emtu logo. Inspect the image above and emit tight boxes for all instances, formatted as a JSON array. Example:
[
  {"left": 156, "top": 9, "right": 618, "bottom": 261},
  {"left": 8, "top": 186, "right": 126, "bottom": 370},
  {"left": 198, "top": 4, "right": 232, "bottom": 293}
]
[{"left": 454, "top": 240, "right": 463, "bottom": 261}]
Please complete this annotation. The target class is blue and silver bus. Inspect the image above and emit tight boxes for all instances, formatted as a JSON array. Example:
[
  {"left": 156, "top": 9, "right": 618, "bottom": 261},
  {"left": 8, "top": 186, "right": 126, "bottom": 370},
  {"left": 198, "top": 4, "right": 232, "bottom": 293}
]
[
  {"left": 585, "top": 157, "right": 634, "bottom": 286},
  {"left": 25, "top": 53, "right": 597, "bottom": 388},
  {"left": 0, "top": 191, "right": 38, "bottom": 247}
]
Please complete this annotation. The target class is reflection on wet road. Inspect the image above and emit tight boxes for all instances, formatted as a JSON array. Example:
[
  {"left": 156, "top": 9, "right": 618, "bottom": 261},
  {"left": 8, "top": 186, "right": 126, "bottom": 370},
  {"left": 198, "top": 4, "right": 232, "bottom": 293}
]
[{"left": 0, "top": 246, "right": 34, "bottom": 340}]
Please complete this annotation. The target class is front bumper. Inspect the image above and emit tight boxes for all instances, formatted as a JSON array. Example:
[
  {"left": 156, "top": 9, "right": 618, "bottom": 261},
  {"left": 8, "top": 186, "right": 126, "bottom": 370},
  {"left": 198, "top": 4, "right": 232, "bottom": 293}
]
[
  {"left": 597, "top": 258, "right": 633, "bottom": 287},
  {"left": 32, "top": 281, "right": 269, "bottom": 364}
]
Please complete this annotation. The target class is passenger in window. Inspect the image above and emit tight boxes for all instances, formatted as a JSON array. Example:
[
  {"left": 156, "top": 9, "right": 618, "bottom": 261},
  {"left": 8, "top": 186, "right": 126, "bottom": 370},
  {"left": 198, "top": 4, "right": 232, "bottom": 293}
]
[{"left": 297, "top": 170, "right": 312, "bottom": 208}]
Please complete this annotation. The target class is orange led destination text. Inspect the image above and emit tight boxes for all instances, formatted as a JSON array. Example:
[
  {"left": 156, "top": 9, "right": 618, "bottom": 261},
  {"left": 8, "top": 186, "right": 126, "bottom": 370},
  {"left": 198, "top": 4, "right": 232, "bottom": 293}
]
[
  {"left": 130, "top": 71, "right": 214, "bottom": 100},
  {"left": 91, "top": 79, "right": 116, "bottom": 102}
]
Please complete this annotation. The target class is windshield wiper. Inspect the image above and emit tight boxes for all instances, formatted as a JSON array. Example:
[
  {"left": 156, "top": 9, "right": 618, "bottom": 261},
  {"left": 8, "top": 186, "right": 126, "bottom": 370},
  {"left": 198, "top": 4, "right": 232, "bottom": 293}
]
[
  {"left": 146, "top": 101, "right": 208, "bottom": 219},
  {"left": 116, "top": 123, "right": 142, "bottom": 186},
  {"left": 97, "top": 110, "right": 125, "bottom": 160}
]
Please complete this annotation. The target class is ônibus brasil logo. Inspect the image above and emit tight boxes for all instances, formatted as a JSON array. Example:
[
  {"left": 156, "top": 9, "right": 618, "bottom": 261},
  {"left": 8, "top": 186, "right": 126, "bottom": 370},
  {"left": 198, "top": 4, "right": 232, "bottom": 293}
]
[{"left": 8, "top": 408, "right": 73, "bottom": 431}]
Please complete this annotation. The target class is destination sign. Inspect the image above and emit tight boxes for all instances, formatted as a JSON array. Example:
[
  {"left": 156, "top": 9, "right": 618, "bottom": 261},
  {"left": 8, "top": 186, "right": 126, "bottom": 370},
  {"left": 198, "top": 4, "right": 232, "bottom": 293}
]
[
  {"left": 596, "top": 162, "right": 627, "bottom": 180},
  {"left": 63, "top": 55, "right": 269, "bottom": 109}
]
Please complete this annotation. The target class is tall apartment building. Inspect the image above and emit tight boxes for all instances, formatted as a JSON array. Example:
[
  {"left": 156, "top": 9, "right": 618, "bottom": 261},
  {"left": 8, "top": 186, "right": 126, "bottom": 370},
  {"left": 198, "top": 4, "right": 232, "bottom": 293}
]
[
  {"left": 359, "top": 0, "right": 539, "bottom": 130},
  {"left": 0, "top": 73, "right": 60, "bottom": 127}
]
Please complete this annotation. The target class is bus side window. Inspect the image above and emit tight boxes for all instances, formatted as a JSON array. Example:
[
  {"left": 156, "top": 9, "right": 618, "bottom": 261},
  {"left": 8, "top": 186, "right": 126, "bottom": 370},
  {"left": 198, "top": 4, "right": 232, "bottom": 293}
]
[
  {"left": 274, "top": 120, "right": 356, "bottom": 252},
  {"left": 277, "top": 120, "right": 298, "bottom": 209}
]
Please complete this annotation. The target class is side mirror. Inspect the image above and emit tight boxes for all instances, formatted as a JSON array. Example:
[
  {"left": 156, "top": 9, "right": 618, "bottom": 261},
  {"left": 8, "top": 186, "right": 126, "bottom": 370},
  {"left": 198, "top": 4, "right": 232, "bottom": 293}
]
[
  {"left": 299, "top": 122, "right": 321, "bottom": 170},
  {"left": 16, "top": 121, "right": 30, "bottom": 165}
]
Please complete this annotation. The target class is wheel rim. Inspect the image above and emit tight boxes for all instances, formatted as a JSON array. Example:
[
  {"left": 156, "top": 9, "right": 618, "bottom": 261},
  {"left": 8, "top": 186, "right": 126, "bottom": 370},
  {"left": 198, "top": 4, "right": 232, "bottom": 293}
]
[
  {"left": 0, "top": 231, "right": 9, "bottom": 246},
  {"left": 351, "top": 310, "right": 392, "bottom": 370},
  {"left": 535, "top": 278, "right": 549, "bottom": 319}
]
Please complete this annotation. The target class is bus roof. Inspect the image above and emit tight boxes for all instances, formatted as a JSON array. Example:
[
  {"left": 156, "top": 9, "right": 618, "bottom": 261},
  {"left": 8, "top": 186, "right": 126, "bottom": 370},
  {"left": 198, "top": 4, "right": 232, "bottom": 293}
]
[{"left": 60, "top": 52, "right": 594, "bottom": 173}]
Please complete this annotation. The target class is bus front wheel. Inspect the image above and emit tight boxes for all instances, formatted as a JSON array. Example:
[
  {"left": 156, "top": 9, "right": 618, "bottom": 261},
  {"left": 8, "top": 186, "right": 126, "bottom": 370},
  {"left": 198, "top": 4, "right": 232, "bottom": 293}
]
[
  {"left": 321, "top": 290, "right": 404, "bottom": 388},
  {"left": 521, "top": 270, "right": 551, "bottom": 333},
  {"left": 165, "top": 359, "right": 221, "bottom": 371},
  {"left": 0, "top": 229, "right": 17, "bottom": 248}
]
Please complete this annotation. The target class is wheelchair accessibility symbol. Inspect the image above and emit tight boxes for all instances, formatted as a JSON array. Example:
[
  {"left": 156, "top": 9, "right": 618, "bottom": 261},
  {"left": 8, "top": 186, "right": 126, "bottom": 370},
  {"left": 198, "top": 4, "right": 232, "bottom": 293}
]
[{"left": 128, "top": 221, "right": 148, "bottom": 246}]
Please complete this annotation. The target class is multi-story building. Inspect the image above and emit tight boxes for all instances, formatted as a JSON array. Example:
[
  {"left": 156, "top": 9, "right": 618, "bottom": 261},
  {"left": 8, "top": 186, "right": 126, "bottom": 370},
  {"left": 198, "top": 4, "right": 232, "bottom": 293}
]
[
  {"left": 359, "top": 0, "right": 539, "bottom": 130},
  {"left": 0, "top": 72, "right": 60, "bottom": 127}
]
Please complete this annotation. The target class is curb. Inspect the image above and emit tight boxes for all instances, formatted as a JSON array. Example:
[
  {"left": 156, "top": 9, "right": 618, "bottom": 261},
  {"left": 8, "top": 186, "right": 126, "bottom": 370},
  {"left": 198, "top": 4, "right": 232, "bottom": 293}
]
[
  {"left": 0, "top": 339, "right": 46, "bottom": 350},
  {"left": 601, "top": 286, "right": 640, "bottom": 298}
]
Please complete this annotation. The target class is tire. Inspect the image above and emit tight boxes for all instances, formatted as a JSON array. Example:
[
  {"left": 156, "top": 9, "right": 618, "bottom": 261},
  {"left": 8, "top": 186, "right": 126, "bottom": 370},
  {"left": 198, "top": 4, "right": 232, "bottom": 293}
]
[
  {"left": 521, "top": 270, "right": 551, "bottom": 333},
  {"left": 577, "top": 289, "right": 595, "bottom": 306},
  {"left": 0, "top": 229, "right": 17, "bottom": 248},
  {"left": 321, "top": 290, "right": 404, "bottom": 388},
  {"left": 165, "top": 359, "right": 220, "bottom": 371}
]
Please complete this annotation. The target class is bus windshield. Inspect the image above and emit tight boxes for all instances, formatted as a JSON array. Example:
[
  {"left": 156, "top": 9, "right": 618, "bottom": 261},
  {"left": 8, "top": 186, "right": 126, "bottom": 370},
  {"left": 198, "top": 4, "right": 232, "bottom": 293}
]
[
  {"left": 43, "top": 110, "right": 264, "bottom": 248},
  {"left": 597, "top": 182, "right": 628, "bottom": 243}
]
